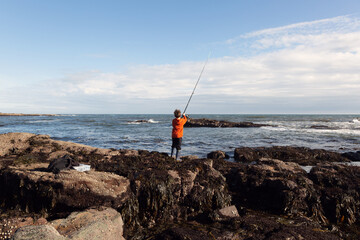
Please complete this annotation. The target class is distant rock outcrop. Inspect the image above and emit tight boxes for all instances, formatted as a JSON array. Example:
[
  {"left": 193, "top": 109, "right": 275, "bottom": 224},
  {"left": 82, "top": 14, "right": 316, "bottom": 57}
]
[
  {"left": 184, "top": 118, "right": 271, "bottom": 128},
  {"left": 0, "top": 113, "right": 55, "bottom": 116}
]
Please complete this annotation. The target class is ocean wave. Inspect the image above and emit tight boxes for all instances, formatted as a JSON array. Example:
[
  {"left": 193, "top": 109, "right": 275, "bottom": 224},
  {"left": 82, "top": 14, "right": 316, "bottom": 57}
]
[
  {"left": 306, "top": 128, "right": 360, "bottom": 136},
  {"left": 28, "top": 119, "right": 59, "bottom": 123},
  {"left": 127, "top": 119, "right": 159, "bottom": 124},
  {"left": 261, "top": 126, "right": 296, "bottom": 132},
  {"left": 351, "top": 118, "right": 360, "bottom": 125},
  {"left": 148, "top": 119, "right": 159, "bottom": 123}
]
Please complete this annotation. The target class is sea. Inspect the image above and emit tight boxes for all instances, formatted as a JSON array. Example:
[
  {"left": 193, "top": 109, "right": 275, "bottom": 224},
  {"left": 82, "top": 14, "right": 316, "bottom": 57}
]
[{"left": 0, "top": 114, "right": 360, "bottom": 159}]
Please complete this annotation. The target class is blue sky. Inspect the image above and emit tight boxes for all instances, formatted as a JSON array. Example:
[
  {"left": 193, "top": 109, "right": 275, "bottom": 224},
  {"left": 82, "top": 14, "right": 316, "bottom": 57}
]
[{"left": 1, "top": 0, "right": 360, "bottom": 114}]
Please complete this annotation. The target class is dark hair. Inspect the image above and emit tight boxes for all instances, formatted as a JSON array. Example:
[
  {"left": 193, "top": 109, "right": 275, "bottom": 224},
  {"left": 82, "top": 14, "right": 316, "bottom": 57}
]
[{"left": 174, "top": 109, "right": 181, "bottom": 118}]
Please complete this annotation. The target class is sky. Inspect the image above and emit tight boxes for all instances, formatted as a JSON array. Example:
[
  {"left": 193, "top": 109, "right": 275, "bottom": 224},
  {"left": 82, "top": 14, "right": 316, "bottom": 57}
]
[{"left": 1, "top": 0, "right": 360, "bottom": 114}]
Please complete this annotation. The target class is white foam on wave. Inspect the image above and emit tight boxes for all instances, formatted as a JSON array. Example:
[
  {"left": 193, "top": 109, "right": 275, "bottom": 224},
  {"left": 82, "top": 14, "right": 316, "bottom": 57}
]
[
  {"left": 28, "top": 119, "right": 58, "bottom": 123},
  {"left": 261, "top": 126, "right": 296, "bottom": 132},
  {"left": 127, "top": 119, "right": 159, "bottom": 124},
  {"left": 127, "top": 121, "right": 141, "bottom": 125},
  {"left": 306, "top": 128, "right": 360, "bottom": 136},
  {"left": 351, "top": 118, "right": 360, "bottom": 125},
  {"left": 148, "top": 119, "right": 159, "bottom": 123}
]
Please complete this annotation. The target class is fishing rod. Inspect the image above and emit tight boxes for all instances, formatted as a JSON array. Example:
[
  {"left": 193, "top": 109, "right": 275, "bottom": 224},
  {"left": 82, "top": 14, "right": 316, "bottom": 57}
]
[{"left": 183, "top": 52, "right": 211, "bottom": 114}]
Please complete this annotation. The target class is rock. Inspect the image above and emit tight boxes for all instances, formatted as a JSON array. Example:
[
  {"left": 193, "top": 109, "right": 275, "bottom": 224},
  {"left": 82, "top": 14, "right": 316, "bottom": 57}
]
[
  {"left": 210, "top": 205, "right": 240, "bottom": 222},
  {"left": 309, "top": 164, "right": 360, "bottom": 225},
  {"left": 217, "top": 205, "right": 239, "bottom": 218},
  {"left": 224, "top": 158, "right": 323, "bottom": 220},
  {"left": 52, "top": 207, "right": 124, "bottom": 240},
  {"left": 184, "top": 118, "right": 271, "bottom": 128},
  {"left": 155, "top": 212, "right": 340, "bottom": 240},
  {"left": 93, "top": 153, "right": 232, "bottom": 238},
  {"left": 1, "top": 132, "right": 359, "bottom": 239},
  {"left": 342, "top": 151, "right": 360, "bottom": 161},
  {"left": 0, "top": 163, "right": 131, "bottom": 218},
  {"left": 0, "top": 132, "right": 125, "bottom": 164},
  {"left": 207, "top": 150, "right": 230, "bottom": 159},
  {"left": 12, "top": 225, "right": 66, "bottom": 240},
  {"left": 234, "top": 146, "right": 349, "bottom": 165},
  {"left": 180, "top": 155, "right": 199, "bottom": 161},
  {"left": 310, "top": 125, "right": 338, "bottom": 129},
  {"left": 12, "top": 208, "right": 125, "bottom": 240}
]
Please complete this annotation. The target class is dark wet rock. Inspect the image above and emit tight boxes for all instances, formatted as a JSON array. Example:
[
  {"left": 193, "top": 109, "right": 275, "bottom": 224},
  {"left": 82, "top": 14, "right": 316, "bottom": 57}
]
[
  {"left": 93, "top": 155, "right": 232, "bottom": 238},
  {"left": 207, "top": 150, "right": 230, "bottom": 159},
  {"left": 217, "top": 158, "right": 360, "bottom": 238},
  {"left": 184, "top": 118, "right": 271, "bottom": 128},
  {"left": 342, "top": 151, "right": 360, "bottom": 161},
  {"left": 234, "top": 146, "right": 349, "bottom": 165},
  {"left": 128, "top": 120, "right": 151, "bottom": 123},
  {"left": 154, "top": 211, "right": 340, "bottom": 240},
  {"left": 310, "top": 125, "right": 338, "bottom": 129},
  {"left": 224, "top": 159, "right": 324, "bottom": 219},
  {"left": 309, "top": 164, "right": 360, "bottom": 226}
]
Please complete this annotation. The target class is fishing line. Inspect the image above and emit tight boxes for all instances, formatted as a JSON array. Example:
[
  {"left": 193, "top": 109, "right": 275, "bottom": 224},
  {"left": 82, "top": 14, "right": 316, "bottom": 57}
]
[{"left": 183, "top": 52, "right": 211, "bottom": 114}]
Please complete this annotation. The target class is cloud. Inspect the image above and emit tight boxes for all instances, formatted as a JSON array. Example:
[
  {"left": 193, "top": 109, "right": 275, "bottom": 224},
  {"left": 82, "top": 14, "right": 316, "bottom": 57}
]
[{"left": 2, "top": 15, "right": 360, "bottom": 113}]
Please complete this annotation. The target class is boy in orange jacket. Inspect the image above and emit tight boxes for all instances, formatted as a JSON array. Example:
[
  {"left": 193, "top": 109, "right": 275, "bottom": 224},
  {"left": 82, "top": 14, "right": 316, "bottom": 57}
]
[{"left": 171, "top": 109, "right": 187, "bottom": 160}]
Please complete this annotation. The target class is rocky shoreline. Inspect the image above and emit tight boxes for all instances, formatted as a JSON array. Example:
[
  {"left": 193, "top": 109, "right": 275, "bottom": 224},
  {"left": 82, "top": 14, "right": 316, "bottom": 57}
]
[{"left": 1, "top": 133, "right": 360, "bottom": 239}]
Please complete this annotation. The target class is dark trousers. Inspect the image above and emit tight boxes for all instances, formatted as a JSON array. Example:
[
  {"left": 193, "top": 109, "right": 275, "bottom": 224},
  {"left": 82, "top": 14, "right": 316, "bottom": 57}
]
[
  {"left": 172, "top": 138, "right": 182, "bottom": 150},
  {"left": 171, "top": 138, "right": 182, "bottom": 160}
]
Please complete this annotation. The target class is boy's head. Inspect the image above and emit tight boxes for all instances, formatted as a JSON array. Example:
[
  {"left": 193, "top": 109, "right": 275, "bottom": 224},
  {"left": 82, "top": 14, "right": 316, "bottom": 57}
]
[{"left": 174, "top": 109, "right": 181, "bottom": 118}]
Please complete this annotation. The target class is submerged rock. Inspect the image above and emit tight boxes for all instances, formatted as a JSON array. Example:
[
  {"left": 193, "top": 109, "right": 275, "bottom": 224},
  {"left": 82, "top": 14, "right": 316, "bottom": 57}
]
[
  {"left": 207, "top": 150, "right": 230, "bottom": 159},
  {"left": 184, "top": 118, "right": 271, "bottom": 128}
]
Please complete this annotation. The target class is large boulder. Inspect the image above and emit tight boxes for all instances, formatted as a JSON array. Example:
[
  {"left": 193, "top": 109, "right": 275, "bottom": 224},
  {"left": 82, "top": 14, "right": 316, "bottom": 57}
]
[
  {"left": 224, "top": 158, "right": 325, "bottom": 220},
  {"left": 52, "top": 207, "right": 124, "bottom": 240},
  {"left": 12, "top": 208, "right": 125, "bottom": 240},
  {"left": 0, "top": 163, "right": 131, "bottom": 218}
]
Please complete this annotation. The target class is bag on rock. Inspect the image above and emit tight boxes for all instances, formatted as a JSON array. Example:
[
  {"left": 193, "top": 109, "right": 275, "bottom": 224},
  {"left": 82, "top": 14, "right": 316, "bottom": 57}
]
[{"left": 47, "top": 154, "right": 79, "bottom": 174}]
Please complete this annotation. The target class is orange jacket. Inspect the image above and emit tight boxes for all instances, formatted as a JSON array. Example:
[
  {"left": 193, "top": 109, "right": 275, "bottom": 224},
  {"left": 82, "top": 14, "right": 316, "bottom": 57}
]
[{"left": 172, "top": 115, "right": 187, "bottom": 138}]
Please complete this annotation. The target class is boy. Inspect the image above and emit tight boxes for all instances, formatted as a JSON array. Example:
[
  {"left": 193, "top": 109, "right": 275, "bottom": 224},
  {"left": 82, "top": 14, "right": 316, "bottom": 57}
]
[{"left": 171, "top": 109, "right": 187, "bottom": 160}]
